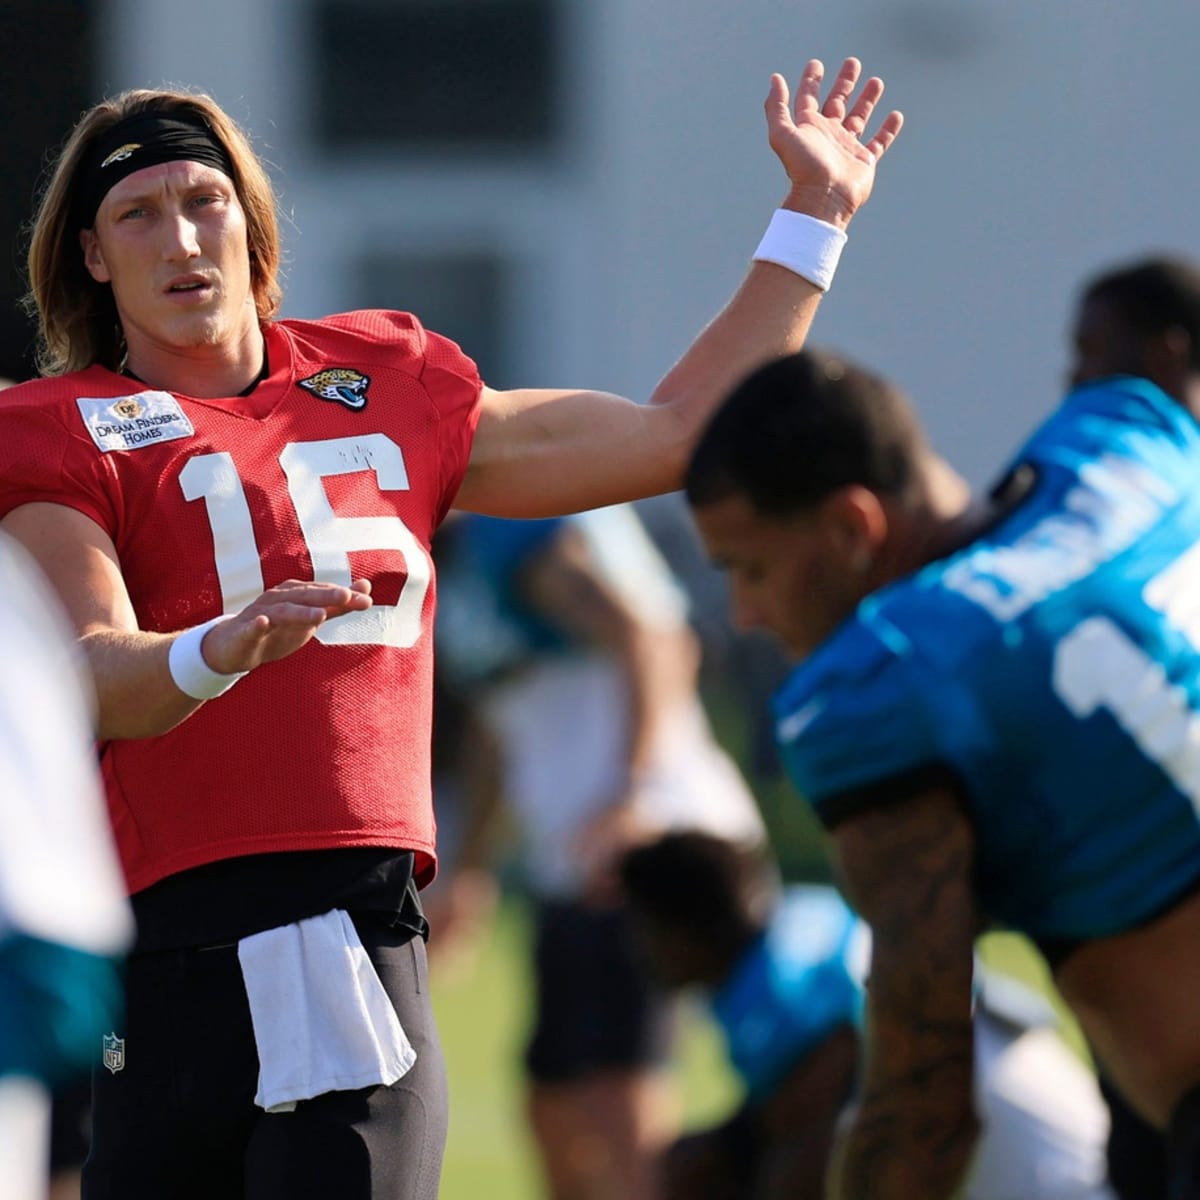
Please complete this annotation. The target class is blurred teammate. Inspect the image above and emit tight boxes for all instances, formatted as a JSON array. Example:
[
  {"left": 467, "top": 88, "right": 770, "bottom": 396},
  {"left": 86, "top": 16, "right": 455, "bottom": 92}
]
[
  {"left": 620, "top": 830, "right": 1115, "bottom": 1200},
  {"left": 1063, "top": 255, "right": 1200, "bottom": 1200},
  {"left": 684, "top": 326, "right": 1200, "bottom": 1196},
  {"left": 432, "top": 505, "right": 765, "bottom": 1200},
  {"left": 0, "top": 55, "right": 902, "bottom": 1200},
  {"left": 0, "top": 532, "right": 132, "bottom": 1200}
]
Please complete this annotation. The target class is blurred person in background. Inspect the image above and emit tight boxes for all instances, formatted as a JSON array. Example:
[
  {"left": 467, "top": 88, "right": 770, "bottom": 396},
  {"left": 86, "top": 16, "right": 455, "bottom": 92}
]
[
  {"left": 684, "top": 327, "right": 1200, "bottom": 1197},
  {"left": 0, "top": 56, "right": 902, "bottom": 1200},
  {"left": 0, "top": 529, "right": 132, "bottom": 1200},
  {"left": 619, "top": 830, "right": 1116, "bottom": 1200},
  {"left": 429, "top": 504, "right": 765, "bottom": 1200},
  {"left": 1057, "top": 254, "right": 1200, "bottom": 1200}
]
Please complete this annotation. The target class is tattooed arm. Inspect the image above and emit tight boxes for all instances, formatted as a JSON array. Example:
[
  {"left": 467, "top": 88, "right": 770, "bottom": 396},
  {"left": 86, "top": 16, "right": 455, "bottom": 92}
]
[{"left": 825, "top": 785, "right": 980, "bottom": 1199}]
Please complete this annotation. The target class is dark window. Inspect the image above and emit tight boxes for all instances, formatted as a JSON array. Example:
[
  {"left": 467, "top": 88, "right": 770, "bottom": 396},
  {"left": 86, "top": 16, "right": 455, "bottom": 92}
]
[
  {"left": 355, "top": 250, "right": 509, "bottom": 385},
  {"left": 0, "top": 0, "right": 98, "bottom": 378},
  {"left": 311, "top": 0, "right": 559, "bottom": 152}
]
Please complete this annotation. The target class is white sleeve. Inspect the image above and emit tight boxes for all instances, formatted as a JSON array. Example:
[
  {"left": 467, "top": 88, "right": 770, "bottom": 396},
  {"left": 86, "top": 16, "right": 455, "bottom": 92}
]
[{"left": 0, "top": 533, "right": 133, "bottom": 953}]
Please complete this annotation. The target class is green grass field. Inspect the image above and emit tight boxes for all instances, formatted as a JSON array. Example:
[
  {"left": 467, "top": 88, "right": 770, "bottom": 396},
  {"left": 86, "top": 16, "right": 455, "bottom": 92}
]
[{"left": 430, "top": 895, "right": 1086, "bottom": 1199}]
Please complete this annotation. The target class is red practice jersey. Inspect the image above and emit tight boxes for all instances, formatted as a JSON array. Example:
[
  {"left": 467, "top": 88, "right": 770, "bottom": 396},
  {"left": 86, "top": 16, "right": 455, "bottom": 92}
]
[{"left": 0, "top": 311, "right": 481, "bottom": 893}]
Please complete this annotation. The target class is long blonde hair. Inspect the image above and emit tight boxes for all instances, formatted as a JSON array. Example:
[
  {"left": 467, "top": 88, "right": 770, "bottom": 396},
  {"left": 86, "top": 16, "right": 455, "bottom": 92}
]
[{"left": 26, "top": 89, "right": 282, "bottom": 376}]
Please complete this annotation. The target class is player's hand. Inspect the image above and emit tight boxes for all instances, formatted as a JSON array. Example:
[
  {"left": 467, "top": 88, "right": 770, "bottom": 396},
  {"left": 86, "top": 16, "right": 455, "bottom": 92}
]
[
  {"left": 766, "top": 57, "right": 904, "bottom": 228},
  {"left": 199, "top": 578, "right": 373, "bottom": 673}
]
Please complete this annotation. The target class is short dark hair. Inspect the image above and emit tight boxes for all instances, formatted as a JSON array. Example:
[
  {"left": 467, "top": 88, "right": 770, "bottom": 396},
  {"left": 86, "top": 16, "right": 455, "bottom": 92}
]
[
  {"left": 618, "top": 831, "right": 777, "bottom": 942},
  {"left": 1080, "top": 256, "right": 1200, "bottom": 370},
  {"left": 684, "top": 348, "right": 928, "bottom": 516}
]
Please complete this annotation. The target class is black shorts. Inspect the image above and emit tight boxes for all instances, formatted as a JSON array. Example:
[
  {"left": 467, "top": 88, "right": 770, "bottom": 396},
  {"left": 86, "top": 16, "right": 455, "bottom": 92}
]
[
  {"left": 524, "top": 898, "right": 674, "bottom": 1084},
  {"left": 83, "top": 913, "right": 447, "bottom": 1200}
]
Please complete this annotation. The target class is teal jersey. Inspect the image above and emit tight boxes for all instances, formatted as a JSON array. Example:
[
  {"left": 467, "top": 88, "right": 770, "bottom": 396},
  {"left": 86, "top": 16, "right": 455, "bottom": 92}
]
[
  {"left": 709, "top": 886, "right": 867, "bottom": 1101},
  {"left": 774, "top": 377, "right": 1200, "bottom": 944},
  {"left": 708, "top": 890, "right": 1054, "bottom": 1102}
]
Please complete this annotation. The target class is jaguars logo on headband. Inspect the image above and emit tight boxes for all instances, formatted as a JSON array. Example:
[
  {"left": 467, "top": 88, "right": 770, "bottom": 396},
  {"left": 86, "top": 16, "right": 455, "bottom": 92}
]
[
  {"left": 298, "top": 368, "right": 371, "bottom": 411},
  {"left": 101, "top": 144, "right": 142, "bottom": 169}
]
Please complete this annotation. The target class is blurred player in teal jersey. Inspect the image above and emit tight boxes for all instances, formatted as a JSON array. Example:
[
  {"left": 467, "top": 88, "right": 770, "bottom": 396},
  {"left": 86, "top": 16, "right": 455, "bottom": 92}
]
[
  {"left": 0, "top": 531, "right": 131, "bottom": 1200},
  {"left": 682, "top": 263, "right": 1200, "bottom": 1197},
  {"left": 619, "top": 830, "right": 1115, "bottom": 1200},
  {"left": 431, "top": 504, "right": 764, "bottom": 1200}
]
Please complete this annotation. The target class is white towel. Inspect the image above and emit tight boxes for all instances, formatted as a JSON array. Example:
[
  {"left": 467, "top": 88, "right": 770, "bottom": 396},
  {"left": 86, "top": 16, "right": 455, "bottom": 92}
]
[{"left": 237, "top": 909, "right": 416, "bottom": 1113}]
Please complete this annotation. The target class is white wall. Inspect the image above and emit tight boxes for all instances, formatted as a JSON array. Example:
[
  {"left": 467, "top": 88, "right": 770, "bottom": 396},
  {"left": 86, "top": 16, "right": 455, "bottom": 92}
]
[{"left": 99, "top": 0, "right": 1200, "bottom": 486}]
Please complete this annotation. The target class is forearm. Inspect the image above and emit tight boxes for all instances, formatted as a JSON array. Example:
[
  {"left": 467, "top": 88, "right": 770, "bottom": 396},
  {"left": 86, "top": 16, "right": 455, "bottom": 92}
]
[
  {"left": 83, "top": 627, "right": 206, "bottom": 740},
  {"left": 826, "top": 1081, "right": 979, "bottom": 1199},
  {"left": 646, "top": 259, "right": 824, "bottom": 481},
  {"left": 828, "top": 791, "right": 981, "bottom": 1199}
]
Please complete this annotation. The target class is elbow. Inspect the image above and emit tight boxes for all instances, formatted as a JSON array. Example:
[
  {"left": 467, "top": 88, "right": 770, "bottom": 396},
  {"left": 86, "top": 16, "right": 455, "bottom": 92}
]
[{"left": 644, "top": 393, "right": 701, "bottom": 492}]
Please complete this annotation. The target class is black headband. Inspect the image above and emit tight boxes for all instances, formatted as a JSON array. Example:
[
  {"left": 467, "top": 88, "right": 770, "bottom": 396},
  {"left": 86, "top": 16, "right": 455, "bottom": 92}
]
[{"left": 76, "top": 110, "right": 236, "bottom": 228}]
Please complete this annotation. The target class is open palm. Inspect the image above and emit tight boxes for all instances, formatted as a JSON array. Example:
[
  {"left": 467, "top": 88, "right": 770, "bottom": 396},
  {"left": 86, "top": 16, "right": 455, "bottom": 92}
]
[{"left": 766, "top": 58, "right": 904, "bottom": 226}]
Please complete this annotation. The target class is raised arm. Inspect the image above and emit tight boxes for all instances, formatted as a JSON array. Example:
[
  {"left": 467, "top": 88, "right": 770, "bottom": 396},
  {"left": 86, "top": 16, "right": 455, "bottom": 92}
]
[
  {"left": 1, "top": 502, "right": 372, "bottom": 740},
  {"left": 825, "top": 787, "right": 980, "bottom": 1200},
  {"left": 455, "top": 57, "right": 904, "bottom": 517}
]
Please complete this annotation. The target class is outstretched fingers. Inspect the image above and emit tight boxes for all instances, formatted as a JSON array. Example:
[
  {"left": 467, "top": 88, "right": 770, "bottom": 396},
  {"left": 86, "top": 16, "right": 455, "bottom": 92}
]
[
  {"left": 842, "top": 74, "right": 882, "bottom": 137},
  {"left": 865, "top": 109, "right": 904, "bottom": 161},
  {"left": 776, "top": 58, "right": 903, "bottom": 154},
  {"left": 820, "top": 57, "right": 862, "bottom": 121},
  {"left": 765, "top": 54, "right": 903, "bottom": 218},
  {"left": 250, "top": 580, "right": 373, "bottom": 630},
  {"left": 791, "top": 59, "right": 826, "bottom": 116}
]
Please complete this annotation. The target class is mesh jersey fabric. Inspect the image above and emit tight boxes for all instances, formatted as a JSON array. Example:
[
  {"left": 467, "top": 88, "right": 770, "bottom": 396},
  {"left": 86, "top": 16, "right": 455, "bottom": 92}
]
[{"left": 0, "top": 310, "right": 482, "bottom": 894}]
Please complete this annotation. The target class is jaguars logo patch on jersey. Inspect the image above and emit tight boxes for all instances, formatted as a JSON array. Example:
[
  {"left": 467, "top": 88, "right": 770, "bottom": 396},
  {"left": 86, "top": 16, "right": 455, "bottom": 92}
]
[{"left": 298, "top": 367, "right": 371, "bottom": 411}]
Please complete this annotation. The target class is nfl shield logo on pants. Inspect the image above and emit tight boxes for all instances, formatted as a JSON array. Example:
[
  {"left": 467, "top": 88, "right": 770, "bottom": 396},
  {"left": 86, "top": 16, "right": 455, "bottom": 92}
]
[{"left": 102, "top": 1033, "right": 125, "bottom": 1074}]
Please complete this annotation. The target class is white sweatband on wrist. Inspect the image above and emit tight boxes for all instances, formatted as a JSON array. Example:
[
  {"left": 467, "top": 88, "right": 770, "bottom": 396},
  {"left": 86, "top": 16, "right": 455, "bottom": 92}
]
[
  {"left": 752, "top": 209, "right": 848, "bottom": 292},
  {"left": 168, "top": 616, "right": 248, "bottom": 701}
]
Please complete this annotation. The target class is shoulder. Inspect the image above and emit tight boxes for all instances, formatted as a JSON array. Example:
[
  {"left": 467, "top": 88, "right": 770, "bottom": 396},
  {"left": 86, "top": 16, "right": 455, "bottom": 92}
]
[
  {"left": 772, "top": 590, "right": 978, "bottom": 827},
  {"left": 0, "top": 369, "right": 122, "bottom": 458},
  {"left": 0, "top": 368, "right": 125, "bottom": 412},
  {"left": 278, "top": 310, "right": 478, "bottom": 376},
  {"left": 766, "top": 887, "right": 869, "bottom": 986},
  {"left": 711, "top": 886, "right": 867, "bottom": 1098},
  {"left": 1019, "top": 376, "right": 1200, "bottom": 481}
]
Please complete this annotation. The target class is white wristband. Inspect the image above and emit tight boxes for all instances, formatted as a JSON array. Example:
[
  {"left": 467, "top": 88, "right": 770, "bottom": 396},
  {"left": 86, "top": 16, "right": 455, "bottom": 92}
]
[
  {"left": 752, "top": 209, "right": 847, "bottom": 292},
  {"left": 168, "top": 616, "right": 248, "bottom": 701}
]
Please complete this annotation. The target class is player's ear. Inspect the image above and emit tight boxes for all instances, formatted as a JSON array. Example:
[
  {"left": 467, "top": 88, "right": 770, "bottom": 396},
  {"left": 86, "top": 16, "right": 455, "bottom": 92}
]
[
  {"left": 1145, "top": 325, "right": 1193, "bottom": 400},
  {"left": 819, "top": 485, "right": 888, "bottom": 575},
  {"left": 80, "top": 228, "right": 111, "bottom": 284}
]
